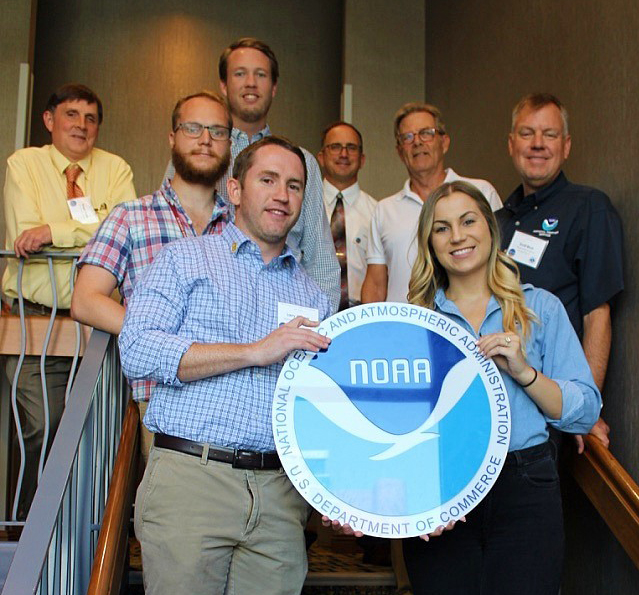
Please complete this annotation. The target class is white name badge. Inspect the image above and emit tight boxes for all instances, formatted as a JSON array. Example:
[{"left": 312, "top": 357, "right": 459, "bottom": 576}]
[
  {"left": 506, "top": 230, "right": 548, "bottom": 269},
  {"left": 67, "top": 196, "right": 99, "bottom": 224},
  {"left": 278, "top": 302, "right": 320, "bottom": 328}
]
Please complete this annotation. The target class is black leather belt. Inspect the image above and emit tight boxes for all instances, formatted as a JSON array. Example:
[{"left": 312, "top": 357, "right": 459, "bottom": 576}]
[{"left": 154, "top": 433, "right": 281, "bottom": 470}]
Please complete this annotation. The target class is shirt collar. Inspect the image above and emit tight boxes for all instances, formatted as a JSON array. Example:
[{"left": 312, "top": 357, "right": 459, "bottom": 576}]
[
  {"left": 222, "top": 222, "right": 297, "bottom": 269},
  {"left": 504, "top": 171, "right": 569, "bottom": 214},
  {"left": 323, "top": 179, "right": 360, "bottom": 206},
  {"left": 397, "top": 179, "right": 424, "bottom": 205},
  {"left": 434, "top": 287, "right": 501, "bottom": 320},
  {"left": 49, "top": 144, "right": 92, "bottom": 176},
  {"left": 231, "top": 123, "right": 271, "bottom": 144},
  {"left": 160, "top": 178, "right": 230, "bottom": 224}
]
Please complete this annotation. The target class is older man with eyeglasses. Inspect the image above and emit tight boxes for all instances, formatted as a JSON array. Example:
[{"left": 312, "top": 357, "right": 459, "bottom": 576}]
[
  {"left": 317, "top": 121, "right": 376, "bottom": 310},
  {"left": 361, "top": 102, "right": 502, "bottom": 304}
]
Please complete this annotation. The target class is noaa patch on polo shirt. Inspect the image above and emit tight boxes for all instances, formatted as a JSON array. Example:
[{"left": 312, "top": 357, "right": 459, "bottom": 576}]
[{"left": 273, "top": 303, "right": 510, "bottom": 538}]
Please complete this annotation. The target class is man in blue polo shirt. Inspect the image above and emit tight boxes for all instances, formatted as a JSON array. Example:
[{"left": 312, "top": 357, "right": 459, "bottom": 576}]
[
  {"left": 498, "top": 93, "right": 623, "bottom": 449},
  {"left": 120, "top": 136, "right": 332, "bottom": 595}
]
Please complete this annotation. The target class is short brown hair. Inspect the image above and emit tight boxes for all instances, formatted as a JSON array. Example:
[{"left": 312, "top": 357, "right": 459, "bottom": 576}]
[
  {"left": 218, "top": 38, "right": 279, "bottom": 84},
  {"left": 320, "top": 121, "right": 363, "bottom": 150},
  {"left": 45, "top": 83, "right": 103, "bottom": 124},
  {"left": 171, "top": 91, "right": 232, "bottom": 131},
  {"left": 232, "top": 136, "right": 307, "bottom": 188},
  {"left": 394, "top": 102, "right": 446, "bottom": 141},
  {"left": 511, "top": 93, "right": 569, "bottom": 136}
]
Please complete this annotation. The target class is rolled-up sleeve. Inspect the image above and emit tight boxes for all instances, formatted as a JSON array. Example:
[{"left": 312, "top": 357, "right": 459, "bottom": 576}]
[
  {"left": 539, "top": 294, "right": 602, "bottom": 433},
  {"left": 118, "top": 245, "right": 193, "bottom": 385}
]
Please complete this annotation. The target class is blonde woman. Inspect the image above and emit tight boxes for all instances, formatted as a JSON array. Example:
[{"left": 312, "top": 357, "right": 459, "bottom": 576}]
[{"left": 403, "top": 181, "right": 600, "bottom": 595}]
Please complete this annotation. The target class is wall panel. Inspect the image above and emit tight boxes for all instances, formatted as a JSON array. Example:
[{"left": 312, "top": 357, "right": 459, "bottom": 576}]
[
  {"left": 30, "top": 0, "right": 343, "bottom": 196},
  {"left": 424, "top": 1, "right": 639, "bottom": 591}
]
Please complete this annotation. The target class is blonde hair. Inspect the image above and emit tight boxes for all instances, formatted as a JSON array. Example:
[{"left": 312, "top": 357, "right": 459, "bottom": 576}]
[{"left": 407, "top": 181, "right": 536, "bottom": 343}]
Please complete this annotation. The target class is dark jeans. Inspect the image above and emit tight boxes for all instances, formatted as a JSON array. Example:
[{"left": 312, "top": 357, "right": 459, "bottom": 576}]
[{"left": 403, "top": 441, "right": 564, "bottom": 595}]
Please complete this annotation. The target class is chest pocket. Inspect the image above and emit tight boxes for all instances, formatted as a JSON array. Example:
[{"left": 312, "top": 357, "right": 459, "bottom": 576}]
[{"left": 352, "top": 224, "right": 369, "bottom": 256}]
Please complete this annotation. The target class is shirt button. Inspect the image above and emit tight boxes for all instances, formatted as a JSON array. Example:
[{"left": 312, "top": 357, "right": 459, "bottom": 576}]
[
  {"left": 515, "top": 221, "right": 520, "bottom": 227},
  {"left": 534, "top": 206, "right": 538, "bottom": 210}
]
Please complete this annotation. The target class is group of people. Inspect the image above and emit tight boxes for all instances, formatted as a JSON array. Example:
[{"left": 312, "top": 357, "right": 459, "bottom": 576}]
[{"left": 2, "top": 34, "right": 622, "bottom": 595}]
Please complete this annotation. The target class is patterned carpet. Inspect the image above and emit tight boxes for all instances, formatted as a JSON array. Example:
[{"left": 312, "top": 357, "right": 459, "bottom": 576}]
[{"left": 128, "top": 539, "right": 398, "bottom": 594}]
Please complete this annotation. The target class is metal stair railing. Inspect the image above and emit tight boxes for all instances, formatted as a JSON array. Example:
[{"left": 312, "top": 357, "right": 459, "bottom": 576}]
[{"left": 1, "top": 329, "right": 127, "bottom": 595}]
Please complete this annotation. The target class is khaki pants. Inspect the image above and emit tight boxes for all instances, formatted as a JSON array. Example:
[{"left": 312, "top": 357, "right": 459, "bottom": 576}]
[
  {"left": 136, "top": 400, "right": 154, "bottom": 465},
  {"left": 135, "top": 445, "right": 310, "bottom": 595}
]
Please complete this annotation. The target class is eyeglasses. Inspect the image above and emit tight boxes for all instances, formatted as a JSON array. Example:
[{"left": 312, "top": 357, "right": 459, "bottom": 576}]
[
  {"left": 323, "top": 143, "right": 362, "bottom": 155},
  {"left": 397, "top": 127, "right": 443, "bottom": 145},
  {"left": 175, "top": 122, "right": 231, "bottom": 141}
]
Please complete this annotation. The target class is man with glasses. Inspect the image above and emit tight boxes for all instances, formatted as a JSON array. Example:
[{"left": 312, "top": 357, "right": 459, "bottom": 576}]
[
  {"left": 72, "top": 91, "right": 232, "bottom": 460},
  {"left": 318, "top": 121, "right": 376, "bottom": 310},
  {"left": 498, "top": 93, "right": 623, "bottom": 449},
  {"left": 165, "top": 37, "right": 340, "bottom": 312},
  {"left": 362, "top": 102, "right": 501, "bottom": 303},
  {"left": 3, "top": 83, "right": 135, "bottom": 518}
]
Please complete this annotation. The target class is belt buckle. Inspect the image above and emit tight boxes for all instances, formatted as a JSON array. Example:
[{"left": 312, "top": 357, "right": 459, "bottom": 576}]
[{"left": 232, "top": 450, "right": 260, "bottom": 469}]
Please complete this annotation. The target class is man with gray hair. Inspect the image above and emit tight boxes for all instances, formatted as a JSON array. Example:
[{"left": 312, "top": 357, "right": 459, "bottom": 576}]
[
  {"left": 498, "top": 92, "right": 623, "bottom": 448},
  {"left": 362, "top": 102, "right": 501, "bottom": 303}
]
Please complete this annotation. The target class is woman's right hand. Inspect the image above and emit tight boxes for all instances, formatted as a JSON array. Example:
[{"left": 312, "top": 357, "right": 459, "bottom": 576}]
[{"left": 419, "top": 518, "right": 465, "bottom": 541}]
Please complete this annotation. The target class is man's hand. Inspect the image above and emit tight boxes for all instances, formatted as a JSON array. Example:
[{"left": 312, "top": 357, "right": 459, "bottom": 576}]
[
  {"left": 251, "top": 317, "right": 331, "bottom": 367},
  {"left": 13, "top": 225, "right": 52, "bottom": 257},
  {"left": 575, "top": 417, "right": 610, "bottom": 454}
]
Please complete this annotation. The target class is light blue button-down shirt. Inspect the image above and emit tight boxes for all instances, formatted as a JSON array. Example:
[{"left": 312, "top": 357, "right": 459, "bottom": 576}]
[
  {"left": 165, "top": 124, "right": 341, "bottom": 311},
  {"left": 119, "top": 223, "right": 332, "bottom": 451},
  {"left": 434, "top": 285, "right": 601, "bottom": 451}
]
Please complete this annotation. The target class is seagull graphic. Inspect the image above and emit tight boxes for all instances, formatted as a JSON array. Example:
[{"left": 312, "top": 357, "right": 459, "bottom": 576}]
[{"left": 300, "top": 357, "right": 478, "bottom": 460}]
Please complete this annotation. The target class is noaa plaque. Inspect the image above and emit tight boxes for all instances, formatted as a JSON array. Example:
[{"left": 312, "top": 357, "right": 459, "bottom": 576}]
[{"left": 273, "top": 303, "right": 511, "bottom": 538}]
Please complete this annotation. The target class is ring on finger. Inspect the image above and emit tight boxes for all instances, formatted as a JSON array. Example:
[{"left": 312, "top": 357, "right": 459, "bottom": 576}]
[{"left": 505, "top": 335, "right": 511, "bottom": 344}]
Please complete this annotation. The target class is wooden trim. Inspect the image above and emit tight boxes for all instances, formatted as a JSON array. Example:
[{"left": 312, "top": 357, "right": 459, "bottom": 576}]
[
  {"left": 0, "top": 314, "right": 91, "bottom": 356},
  {"left": 87, "top": 400, "right": 140, "bottom": 595},
  {"left": 569, "top": 434, "right": 639, "bottom": 569}
]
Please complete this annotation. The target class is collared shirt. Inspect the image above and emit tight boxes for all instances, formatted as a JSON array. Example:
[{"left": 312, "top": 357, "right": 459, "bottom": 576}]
[
  {"left": 497, "top": 171, "right": 624, "bottom": 336},
  {"left": 2, "top": 144, "right": 135, "bottom": 308},
  {"left": 435, "top": 285, "right": 601, "bottom": 451},
  {"left": 119, "top": 223, "right": 332, "bottom": 451},
  {"left": 165, "top": 124, "right": 340, "bottom": 312},
  {"left": 367, "top": 169, "right": 502, "bottom": 303},
  {"left": 78, "top": 179, "right": 229, "bottom": 402},
  {"left": 322, "top": 179, "right": 376, "bottom": 304}
]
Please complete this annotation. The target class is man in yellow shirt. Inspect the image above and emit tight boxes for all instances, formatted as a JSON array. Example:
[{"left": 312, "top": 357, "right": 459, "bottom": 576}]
[{"left": 2, "top": 83, "right": 135, "bottom": 517}]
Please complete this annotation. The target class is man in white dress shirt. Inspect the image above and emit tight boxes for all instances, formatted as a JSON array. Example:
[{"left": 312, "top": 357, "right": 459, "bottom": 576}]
[
  {"left": 362, "top": 102, "right": 502, "bottom": 304},
  {"left": 318, "top": 122, "right": 376, "bottom": 309}
]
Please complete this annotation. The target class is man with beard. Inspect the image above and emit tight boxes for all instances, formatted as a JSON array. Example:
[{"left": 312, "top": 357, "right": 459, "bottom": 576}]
[
  {"left": 72, "top": 91, "right": 232, "bottom": 459},
  {"left": 165, "top": 38, "right": 341, "bottom": 312}
]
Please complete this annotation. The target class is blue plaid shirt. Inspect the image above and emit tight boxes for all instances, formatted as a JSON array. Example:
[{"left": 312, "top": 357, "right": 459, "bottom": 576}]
[
  {"left": 119, "top": 223, "right": 332, "bottom": 451},
  {"left": 165, "top": 124, "right": 341, "bottom": 311}
]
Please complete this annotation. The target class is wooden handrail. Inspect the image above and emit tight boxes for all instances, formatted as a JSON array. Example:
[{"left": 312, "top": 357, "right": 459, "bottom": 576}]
[
  {"left": 0, "top": 314, "right": 91, "bottom": 356},
  {"left": 87, "top": 400, "right": 140, "bottom": 595},
  {"left": 569, "top": 434, "right": 639, "bottom": 569}
]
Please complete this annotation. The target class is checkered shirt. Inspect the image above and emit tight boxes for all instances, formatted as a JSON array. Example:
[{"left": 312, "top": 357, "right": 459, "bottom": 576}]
[
  {"left": 165, "top": 124, "right": 340, "bottom": 312},
  {"left": 78, "top": 179, "right": 229, "bottom": 401},
  {"left": 119, "top": 223, "right": 332, "bottom": 451}
]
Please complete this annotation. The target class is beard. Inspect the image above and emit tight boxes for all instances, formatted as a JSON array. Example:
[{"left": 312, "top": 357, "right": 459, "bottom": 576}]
[
  {"left": 227, "top": 95, "right": 273, "bottom": 124},
  {"left": 172, "top": 146, "right": 231, "bottom": 186}
]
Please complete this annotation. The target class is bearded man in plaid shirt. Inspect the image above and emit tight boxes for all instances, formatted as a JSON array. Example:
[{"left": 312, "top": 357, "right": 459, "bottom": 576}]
[{"left": 72, "top": 91, "right": 232, "bottom": 458}]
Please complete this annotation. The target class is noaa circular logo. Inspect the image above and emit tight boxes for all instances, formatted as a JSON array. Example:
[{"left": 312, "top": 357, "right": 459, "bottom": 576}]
[
  {"left": 542, "top": 218, "right": 559, "bottom": 232},
  {"left": 273, "top": 303, "right": 510, "bottom": 538}
]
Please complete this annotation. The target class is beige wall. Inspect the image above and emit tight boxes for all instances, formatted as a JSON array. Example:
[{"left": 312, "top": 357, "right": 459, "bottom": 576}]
[
  {"left": 30, "top": 0, "right": 343, "bottom": 197},
  {"left": 344, "top": 0, "right": 426, "bottom": 199},
  {"left": 0, "top": 0, "right": 36, "bottom": 247},
  {"left": 424, "top": 0, "right": 639, "bottom": 591}
]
